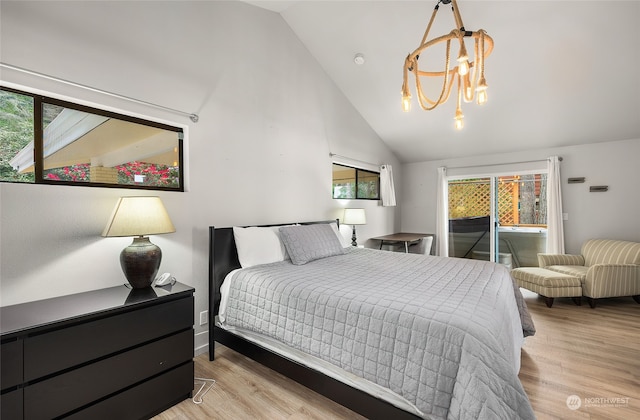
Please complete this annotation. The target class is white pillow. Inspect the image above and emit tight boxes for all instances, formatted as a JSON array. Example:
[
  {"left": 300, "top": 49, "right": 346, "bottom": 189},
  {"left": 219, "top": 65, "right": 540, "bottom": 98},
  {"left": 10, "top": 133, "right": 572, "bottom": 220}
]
[
  {"left": 330, "top": 222, "right": 351, "bottom": 248},
  {"left": 232, "top": 226, "right": 289, "bottom": 268}
]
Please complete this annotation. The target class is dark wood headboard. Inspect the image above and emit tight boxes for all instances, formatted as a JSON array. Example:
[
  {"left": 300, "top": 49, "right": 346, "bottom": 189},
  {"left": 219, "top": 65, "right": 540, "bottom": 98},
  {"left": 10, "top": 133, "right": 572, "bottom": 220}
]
[{"left": 208, "top": 220, "right": 339, "bottom": 323}]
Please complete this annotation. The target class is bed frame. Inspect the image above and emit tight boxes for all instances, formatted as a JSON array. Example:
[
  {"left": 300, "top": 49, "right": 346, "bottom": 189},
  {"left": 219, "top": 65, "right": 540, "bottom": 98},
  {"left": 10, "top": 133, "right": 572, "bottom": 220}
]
[{"left": 208, "top": 220, "right": 421, "bottom": 420}]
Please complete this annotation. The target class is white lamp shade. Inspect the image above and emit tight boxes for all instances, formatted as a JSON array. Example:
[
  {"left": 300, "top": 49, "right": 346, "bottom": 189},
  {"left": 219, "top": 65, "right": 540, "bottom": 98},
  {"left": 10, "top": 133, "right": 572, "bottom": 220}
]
[
  {"left": 102, "top": 196, "right": 175, "bottom": 237},
  {"left": 343, "top": 208, "right": 366, "bottom": 225}
]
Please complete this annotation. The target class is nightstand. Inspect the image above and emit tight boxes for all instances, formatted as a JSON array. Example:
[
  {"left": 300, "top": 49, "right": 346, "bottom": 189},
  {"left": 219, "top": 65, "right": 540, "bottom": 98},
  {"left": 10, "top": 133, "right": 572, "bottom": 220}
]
[{"left": 0, "top": 282, "right": 194, "bottom": 419}]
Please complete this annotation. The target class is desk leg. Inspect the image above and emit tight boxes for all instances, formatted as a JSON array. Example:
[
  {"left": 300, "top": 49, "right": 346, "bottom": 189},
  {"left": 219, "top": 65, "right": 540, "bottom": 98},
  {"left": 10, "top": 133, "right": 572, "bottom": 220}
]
[
  {"left": 404, "top": 241, "right": 409, "bottom": 253},
  {"left": 379, "top": 240, "right": 383, "bottom": 250}
]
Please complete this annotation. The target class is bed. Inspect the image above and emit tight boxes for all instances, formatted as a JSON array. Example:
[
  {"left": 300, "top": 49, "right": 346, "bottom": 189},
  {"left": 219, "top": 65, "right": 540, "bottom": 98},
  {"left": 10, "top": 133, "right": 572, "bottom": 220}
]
[{"left": 208, "top": 220, "right": 536, "bottom": 419}]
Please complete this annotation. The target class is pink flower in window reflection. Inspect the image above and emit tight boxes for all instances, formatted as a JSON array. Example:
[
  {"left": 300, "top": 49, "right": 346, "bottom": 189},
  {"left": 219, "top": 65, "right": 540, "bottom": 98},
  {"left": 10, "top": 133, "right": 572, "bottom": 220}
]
[{"left": 44, "top": 161, "right": 179, "bottom": 187}]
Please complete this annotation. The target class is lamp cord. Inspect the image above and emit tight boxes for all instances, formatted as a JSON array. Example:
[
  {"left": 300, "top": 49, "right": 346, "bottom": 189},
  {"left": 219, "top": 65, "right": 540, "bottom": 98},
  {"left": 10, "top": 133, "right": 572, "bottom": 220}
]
[{"left": 192, "top": 377, "right": 216, "bottom": 404}]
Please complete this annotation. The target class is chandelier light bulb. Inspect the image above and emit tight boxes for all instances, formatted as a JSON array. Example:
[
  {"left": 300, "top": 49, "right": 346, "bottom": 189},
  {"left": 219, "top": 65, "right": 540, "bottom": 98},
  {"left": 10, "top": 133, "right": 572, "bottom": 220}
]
[
  {"left": 457, "top": 38, "right": 470, "bottom": 76},
  {"left": 401, "top": 89, "right": 412, "bottom": 112},
  {"left": 454, "top": 109, "right": 464, "bottom": 130},
  {"left": 476, "top": 77, "right": 488, "bottom": 105},
  {"left": 477, "top": 89, "right": 487, "bottom": 105},
  {"left": 457, "top": 58, "right": 470, "bottom": 76},
  {"left": 402, "top": 97, "right": 411, "bottom": 112}
]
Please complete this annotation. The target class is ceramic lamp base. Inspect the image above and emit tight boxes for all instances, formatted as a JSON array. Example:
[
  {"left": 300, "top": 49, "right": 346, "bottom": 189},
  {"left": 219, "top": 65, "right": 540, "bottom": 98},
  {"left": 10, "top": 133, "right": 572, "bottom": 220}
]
[{"left": 120, "top": 236, "right": 162, "bottom": 289}]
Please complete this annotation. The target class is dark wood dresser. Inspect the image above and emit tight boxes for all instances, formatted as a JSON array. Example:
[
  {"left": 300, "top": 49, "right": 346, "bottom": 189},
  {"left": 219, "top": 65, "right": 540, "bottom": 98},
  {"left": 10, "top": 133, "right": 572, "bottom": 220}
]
[{"left": 0, "top": 282, "right": 194, "bottom": 420}]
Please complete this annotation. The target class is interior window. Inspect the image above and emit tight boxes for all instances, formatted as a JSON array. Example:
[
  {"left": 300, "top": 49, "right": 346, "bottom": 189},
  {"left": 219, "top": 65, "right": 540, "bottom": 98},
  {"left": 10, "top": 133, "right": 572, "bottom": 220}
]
[
  {"left": 1, "top": 87, "right": 184, "bottom": 191},
  {"left": 332, "top": 163, "right": 379, "bottom": 200}
]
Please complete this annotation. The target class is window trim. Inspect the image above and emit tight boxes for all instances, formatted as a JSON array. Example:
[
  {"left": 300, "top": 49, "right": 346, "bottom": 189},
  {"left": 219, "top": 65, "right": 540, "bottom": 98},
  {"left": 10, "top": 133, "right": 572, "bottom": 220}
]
[
  {"left": 1, "top": 85, "right": 185, "bottom": 192},
  {"left": 332, "top": 163, "right": 380, "bottom": 200}
]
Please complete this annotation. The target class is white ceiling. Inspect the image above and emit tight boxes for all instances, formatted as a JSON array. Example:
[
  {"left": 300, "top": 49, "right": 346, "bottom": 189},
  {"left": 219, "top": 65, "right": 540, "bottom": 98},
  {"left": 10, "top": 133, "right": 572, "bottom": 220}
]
[{"left": 243, "top": 0, "right": 640, "bottom": 163}]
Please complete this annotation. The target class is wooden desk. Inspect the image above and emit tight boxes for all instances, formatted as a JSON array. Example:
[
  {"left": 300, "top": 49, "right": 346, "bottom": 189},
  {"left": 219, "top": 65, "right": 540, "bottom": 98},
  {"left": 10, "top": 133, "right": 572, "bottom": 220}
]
[{"left": 371, "top": 233, "right": 435, "bottom": 254}]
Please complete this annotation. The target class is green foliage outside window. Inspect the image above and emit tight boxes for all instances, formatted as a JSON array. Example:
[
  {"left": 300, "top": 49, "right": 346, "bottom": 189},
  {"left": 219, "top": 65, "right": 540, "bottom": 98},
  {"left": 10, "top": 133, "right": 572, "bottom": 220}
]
[
  {"left": 332, "top": 163, "right": 379, "bottom": 200},
  {"left": 0, "top": 90, "right": 35, "bottom": 183}
]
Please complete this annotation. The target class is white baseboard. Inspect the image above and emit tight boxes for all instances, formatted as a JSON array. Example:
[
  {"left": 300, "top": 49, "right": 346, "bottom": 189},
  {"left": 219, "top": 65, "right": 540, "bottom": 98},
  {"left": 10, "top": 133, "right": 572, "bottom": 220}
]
[{"left": 194, "top": 330, "right": 209, "bottom": 356}]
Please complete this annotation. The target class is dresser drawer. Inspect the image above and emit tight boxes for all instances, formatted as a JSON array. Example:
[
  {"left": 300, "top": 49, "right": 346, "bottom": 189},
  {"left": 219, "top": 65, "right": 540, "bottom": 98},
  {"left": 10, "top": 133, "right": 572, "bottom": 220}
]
[
  {"left": 65, "top": 362, "right": 194, "bottom": 420},
  {"left": 24, "top": 328, "right": 193, "bottom": 420},
  {"left": 24, "top": 296, "right": 193, "bottom": 381},
  {"left": 1, "top": 388, "right": 23, "bottom": 419},
  {"left": 1, "top": 338, "right": 23, "bottom": 389}
]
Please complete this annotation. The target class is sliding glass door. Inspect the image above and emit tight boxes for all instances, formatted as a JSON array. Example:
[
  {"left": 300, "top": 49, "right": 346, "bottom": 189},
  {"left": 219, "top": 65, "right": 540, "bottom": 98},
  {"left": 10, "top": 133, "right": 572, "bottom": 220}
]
[
  {"left": 447, "top": 172, "right": 548, "bottom": 268},
  {"left": 448, "top": 177, "right": 492, "bottom": 260}
]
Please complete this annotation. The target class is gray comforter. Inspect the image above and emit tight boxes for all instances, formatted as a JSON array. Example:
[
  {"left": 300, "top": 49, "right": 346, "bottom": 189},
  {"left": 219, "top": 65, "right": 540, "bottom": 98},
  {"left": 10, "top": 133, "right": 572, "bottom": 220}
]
[{"left": 222, "top": 247, "right": 535, "bottom": 419}]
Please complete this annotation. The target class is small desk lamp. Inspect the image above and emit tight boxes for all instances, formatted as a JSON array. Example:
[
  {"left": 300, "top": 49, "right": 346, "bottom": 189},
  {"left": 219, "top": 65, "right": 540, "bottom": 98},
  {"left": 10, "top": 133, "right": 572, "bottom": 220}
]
[
  {"left": 343, "top": 208, "right": 366, "bottom": 247},
  {"left": 102, "top": 196, "right": 175, "bottom": 289}
]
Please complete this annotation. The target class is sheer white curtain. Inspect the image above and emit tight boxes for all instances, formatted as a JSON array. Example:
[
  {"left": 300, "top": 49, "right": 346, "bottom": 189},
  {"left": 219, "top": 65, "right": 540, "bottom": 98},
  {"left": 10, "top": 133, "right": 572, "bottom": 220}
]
[
  {"left": 380, "top": 164, "right": 397, "bottom": 207},
  {"left": 546, "top": 156, "right": 565, "bottom": 253},
  {"left": 436, "top": 167, "right": 449, "bottom": 256}
]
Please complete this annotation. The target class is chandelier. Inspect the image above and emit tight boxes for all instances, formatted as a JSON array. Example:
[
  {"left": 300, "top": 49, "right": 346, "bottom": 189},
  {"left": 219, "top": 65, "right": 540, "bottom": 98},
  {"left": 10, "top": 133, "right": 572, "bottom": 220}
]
[{"left": 401, "top": 0, "right": 493, "bottom": 130}]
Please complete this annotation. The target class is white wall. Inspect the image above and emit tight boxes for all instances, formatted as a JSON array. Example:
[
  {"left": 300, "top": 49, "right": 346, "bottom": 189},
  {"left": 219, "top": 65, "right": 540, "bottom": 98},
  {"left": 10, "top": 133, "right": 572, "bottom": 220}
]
[
  {"left": 401, "top": 138, "right": 640, "bottom": 255},
  {"left": 0, "top": 1, "right": 400, "bottom": 353}
]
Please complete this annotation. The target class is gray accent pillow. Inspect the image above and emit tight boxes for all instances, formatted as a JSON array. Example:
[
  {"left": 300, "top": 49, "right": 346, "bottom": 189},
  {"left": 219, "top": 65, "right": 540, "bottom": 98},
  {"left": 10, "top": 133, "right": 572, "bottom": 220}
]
[{"left": 279, "top": 224, "right": 345, "bottom": 265}]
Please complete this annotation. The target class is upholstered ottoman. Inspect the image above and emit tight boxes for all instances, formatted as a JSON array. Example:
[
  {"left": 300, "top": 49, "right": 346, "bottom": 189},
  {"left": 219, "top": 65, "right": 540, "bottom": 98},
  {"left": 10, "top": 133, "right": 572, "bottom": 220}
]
[{"left": 511, "top": 267, "right": 582, "bottom": 308}]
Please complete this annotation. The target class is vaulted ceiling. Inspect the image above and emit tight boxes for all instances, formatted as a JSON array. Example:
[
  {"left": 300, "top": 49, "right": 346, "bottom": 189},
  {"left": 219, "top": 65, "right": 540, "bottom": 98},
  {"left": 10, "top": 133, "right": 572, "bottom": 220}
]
[{"left": 244, "top": 1, "right": 640, "bottom": 163}]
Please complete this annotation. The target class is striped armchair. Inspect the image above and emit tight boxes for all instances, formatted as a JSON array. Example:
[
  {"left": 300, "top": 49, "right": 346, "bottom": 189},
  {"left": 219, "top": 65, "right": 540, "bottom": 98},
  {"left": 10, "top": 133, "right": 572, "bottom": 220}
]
[{"left": 538, "top": 239, "right": 640, "bottom": 308}]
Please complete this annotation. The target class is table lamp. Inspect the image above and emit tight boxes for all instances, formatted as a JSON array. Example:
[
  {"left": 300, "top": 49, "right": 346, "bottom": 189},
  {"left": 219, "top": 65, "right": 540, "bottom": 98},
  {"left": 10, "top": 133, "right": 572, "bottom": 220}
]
[
  {"left": 343, "top": 208, "right": 366, "bottom": 246},
  {"left": 102, "top": 196, "right": 175, "bottom": 288}
]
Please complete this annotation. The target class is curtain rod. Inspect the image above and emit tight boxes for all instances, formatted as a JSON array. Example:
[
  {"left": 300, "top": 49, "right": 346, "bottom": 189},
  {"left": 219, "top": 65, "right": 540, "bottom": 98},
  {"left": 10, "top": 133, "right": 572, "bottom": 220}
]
[
  {"left": 329, "top": 153, "right": 380, "bottom": 168},
  {"left": 446, "top": 156, "right": 562, "bottom": 171},
  {"left": 0, "top": 62, "right": 199, "bottom": 123}
]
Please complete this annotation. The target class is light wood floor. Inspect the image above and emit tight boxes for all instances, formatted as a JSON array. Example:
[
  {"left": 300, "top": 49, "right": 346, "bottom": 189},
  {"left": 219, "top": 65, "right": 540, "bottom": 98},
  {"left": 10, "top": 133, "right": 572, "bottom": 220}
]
[{"left": 155, "top": 290, "right": 640, "bottom": 419}]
